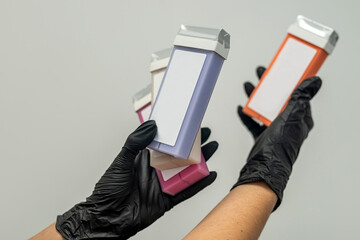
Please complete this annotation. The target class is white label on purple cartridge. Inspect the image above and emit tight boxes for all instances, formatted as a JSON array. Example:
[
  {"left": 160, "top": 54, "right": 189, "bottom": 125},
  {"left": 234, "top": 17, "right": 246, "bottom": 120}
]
[
  {"left": 150, "top": 50, "right": 206, "bottom": 146},
  {"left": 248, "top": 38, "right": 316, "bottom": 121}
]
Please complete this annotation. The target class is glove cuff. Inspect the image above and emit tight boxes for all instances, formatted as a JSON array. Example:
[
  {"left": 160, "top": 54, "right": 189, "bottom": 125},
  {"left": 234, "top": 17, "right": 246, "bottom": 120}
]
[
  {"left": 56, "top": 203, "right": 139, "bottom": 240},
  {"left": 55, "top": 205, "right": 89, "bottom": 240},
  {"left": 231, "top": 162, "right": 291, "bottom": 211}
]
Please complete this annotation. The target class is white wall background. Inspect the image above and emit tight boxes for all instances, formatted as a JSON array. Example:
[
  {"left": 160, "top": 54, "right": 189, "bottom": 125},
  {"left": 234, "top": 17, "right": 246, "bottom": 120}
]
[{"left": 0, "top": 0, "right": 359, "bottom": 239}]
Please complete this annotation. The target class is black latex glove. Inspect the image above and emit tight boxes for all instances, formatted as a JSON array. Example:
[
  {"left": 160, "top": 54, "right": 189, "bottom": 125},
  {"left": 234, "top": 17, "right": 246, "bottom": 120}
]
[
  {"left": 233, "top": 66, "right": 322, "bottom": 210},
  {"left": 238, "top": 66, "right": 267, "bottom": 139},
  {"left": 56, "top": 120, "right": 218, "bottom": 240}
]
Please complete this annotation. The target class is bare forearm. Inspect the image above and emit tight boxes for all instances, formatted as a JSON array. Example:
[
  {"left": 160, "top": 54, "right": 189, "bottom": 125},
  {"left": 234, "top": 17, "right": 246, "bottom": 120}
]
[
  {"left": 30, "top": 222, "right": 65, "bottom": 240},
  {"left": 184, "top": 181, "right": 277, "bottom": 240}
]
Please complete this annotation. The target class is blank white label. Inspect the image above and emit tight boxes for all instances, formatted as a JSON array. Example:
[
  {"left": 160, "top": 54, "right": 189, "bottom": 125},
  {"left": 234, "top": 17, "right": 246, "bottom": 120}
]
[
  {"left": 161, "top": 166, "right": 189, "bottom": 181},
  {"left": 248, "top": 38, "right": 317, "bottom": 121},
  {"left": 150, "top": 50, "right": 206, "bottom": 146}
]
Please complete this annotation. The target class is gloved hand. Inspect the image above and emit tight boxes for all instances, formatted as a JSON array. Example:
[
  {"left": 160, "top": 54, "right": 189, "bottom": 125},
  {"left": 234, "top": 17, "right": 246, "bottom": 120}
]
[
  {"left": 56, "top": 120, "right": 218, "bottom": 239},
  {"left": 233, "top": 66, "right": 322, "bottom": 210}
]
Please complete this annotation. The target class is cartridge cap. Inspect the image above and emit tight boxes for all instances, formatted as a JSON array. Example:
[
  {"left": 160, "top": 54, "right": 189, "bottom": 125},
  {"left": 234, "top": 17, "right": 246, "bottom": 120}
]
[
  {"left": 288, "top": 15, "right": 339, "bottom": 54},
  {"left": 149, "top": 48, "right": 172, "bottom": 72},
  {"left": 133, "top": 84, "right": 152, "bottom": 112},
  {"left": 173, "top": 25, "right": 230, "bottom": 59}
]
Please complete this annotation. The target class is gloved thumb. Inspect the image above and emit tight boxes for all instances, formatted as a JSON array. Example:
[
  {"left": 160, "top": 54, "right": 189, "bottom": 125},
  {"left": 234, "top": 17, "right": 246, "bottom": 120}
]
[
  {"left": 123, "top": 120, "right": 157, "bottom": 155},
  {"left": 291, "top": 76, "right": 322, "bottom": 101},
  {"left": 105, "top": 120, "right": 157, "bottom": 180},
  {"left": 278, "top": 76, "right": 321, "bottom": 130},
  {"left": 86, "top": 121, "right": 157, "bottom": 201}
]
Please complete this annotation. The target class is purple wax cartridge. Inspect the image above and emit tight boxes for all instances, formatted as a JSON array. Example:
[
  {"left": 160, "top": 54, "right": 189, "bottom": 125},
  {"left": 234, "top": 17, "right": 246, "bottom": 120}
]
[
  {"left": 150, "top": 48, "right": 202, "bottom": 170},
  {"left": 149, "top": 25, "right": 230, "bottom": 159}
]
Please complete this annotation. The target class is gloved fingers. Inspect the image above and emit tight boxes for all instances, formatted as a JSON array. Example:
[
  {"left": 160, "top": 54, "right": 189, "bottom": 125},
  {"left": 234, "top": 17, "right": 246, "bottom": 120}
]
[
  {"left": 89, "top": 153, "right": 152, "bottom": 201},
  {"left": 201, "top": 127, "right": 211, "bottom": 144},
  {"left": 303, "top": 102, "right": 314, "bottom": 130},
  {"left": 170, "top": 171, "right": 217, "bottom": 207},
  {"left": 256, "top": 66, "right": 266, "bottom": 79},
  {"left": 238, "top": 105, "right": 266, "bottom": 139},
  {"left": 111, "top": 120, "right": 156, "bottom": 175},
  {"left": 122, "top": 120, "right": 157, "bottom": 157},
  {"left": 201, "top": 141, "right": 219, "bottom": 161},
  {"left": 243, "top": 66, "right": 265, "bottom": 97},
  {"left": 290, "top": 77, "right": 322, "bottom": 102},
  {"left": 244, "top": 82, "right": 255, "bottom": 97},
  {"left": 280, "top": 77, "right": 322, "bottom": 122},
  {"left": 135, "top": 149, "right": 151, "bottom": 176},
  {"left": 136, "top": 150, "right": 160, "bottom": 196}
]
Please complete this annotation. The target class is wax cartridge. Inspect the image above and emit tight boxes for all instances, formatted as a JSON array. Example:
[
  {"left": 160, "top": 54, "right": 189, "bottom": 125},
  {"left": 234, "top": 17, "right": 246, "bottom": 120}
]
[
  {"left": 149, "top": 25, "right": 230, "bottom": 159},
  {"left": 243, "top": 15, "right": 339, "bottom": 126},
  {"left": 149, "top": 48, "right": 202, "bottom": 170},
  {"left": 132, "top": 84, "right": 151, "bottom": 123}
]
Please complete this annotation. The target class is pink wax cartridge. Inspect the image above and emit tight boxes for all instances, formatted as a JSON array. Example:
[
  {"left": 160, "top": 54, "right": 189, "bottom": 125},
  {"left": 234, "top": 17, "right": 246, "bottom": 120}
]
[
  {"left": 180, "top": 154, "right": 209, "bottom": 183},
  {"left": 132, "top": 84, "right": 152, "bottom": 123},
  {"left": 155, "top": 169, "right": 184, "bottom": 195},
  {"left": 156, "top": 153, "right": 209, "bottom": 196},
  {"left": 149, "top": 48, "right": 202, "bottom": 170}
]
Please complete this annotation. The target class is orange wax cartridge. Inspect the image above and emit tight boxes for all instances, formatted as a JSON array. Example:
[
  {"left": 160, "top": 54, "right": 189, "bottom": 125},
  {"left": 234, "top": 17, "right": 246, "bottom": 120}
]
[{"left": 243, "top": 15, "right": 339, "bottom": 126}]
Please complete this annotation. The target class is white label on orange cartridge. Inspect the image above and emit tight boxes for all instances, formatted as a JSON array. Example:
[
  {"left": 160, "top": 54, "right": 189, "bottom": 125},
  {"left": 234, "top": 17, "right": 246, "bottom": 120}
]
[
  {"left": 150, "top": 50, "right": 206, "bottom": 146},
  {"left": 248, "top": 38, "right": 316, "bottom": 121}
]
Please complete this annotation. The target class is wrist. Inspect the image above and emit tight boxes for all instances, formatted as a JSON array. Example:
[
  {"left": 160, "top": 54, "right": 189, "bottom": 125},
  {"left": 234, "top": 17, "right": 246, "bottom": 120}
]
[
  {"left": 56, "top": 206, "right": 88, "bottom": 240},
  {"left": 232, "top": 162, "right": 290, "bottom": 211},
  {"left": 29, "top": 222, "right": 66, "bottom": 240}
]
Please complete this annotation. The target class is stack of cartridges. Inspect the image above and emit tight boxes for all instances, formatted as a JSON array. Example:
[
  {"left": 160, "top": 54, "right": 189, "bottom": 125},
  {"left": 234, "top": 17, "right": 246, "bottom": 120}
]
[{"left": 132, "top": 25, "right": 230, "bottom": 195}]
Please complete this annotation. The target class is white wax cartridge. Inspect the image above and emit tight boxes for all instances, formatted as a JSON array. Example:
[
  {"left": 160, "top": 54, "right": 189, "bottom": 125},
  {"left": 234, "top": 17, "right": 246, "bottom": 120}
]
[
  {"left": 150, "top": 130, "right": 201, "bottom": 170},
  {"left": 149, "top": 25, "right": 230, "bottom": 159},
  {"left": 243, "top": 15, "right": 339, "bottom": 126},
  {"left": 150, "top": 48, "right": 172, "bottom": 104},
  {"left": 133, "top": 84, "right": 152, "bottom": 123}
]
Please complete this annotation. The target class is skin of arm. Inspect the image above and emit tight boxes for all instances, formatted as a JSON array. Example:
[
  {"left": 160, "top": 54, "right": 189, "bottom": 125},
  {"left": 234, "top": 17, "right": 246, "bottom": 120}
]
[
  {"left": 183, "top": 181, "right": 277, "bottom": 240},
  {"left": 29, "top": 222, "right": 65, "bottom": 240}
]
